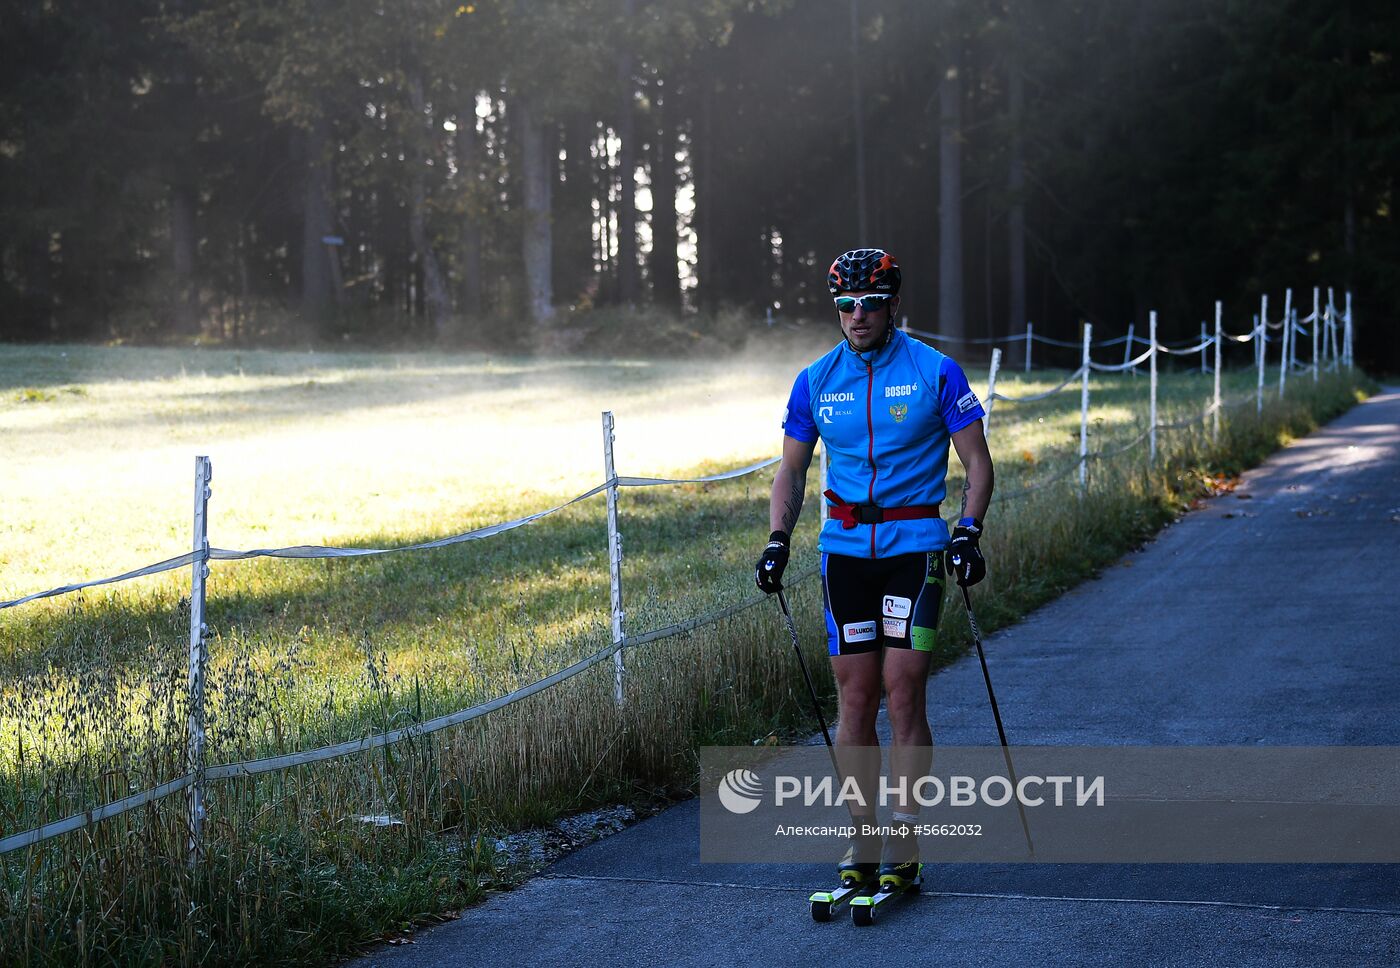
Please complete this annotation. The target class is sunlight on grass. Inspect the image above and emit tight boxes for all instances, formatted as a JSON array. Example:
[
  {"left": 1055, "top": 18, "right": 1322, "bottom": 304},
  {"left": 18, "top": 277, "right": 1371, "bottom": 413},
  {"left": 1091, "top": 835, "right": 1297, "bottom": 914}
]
[
  {"left": 0, "top": 343, "right": 826, "bottom": 593},
  {"left": 0, "top": 340, "right": 1373, "bottom": 967}
]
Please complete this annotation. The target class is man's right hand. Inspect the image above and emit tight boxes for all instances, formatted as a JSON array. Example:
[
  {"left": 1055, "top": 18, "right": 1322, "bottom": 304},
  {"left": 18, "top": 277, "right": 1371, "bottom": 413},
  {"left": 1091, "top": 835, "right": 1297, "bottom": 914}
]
[{"left": 754, "top": 531, "right": 790, "bottom": 594}]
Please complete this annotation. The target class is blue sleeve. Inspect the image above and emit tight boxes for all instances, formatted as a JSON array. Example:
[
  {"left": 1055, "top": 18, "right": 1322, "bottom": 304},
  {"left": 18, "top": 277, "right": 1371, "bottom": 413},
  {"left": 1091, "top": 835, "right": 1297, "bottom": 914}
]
[
  {"left": 938, "top": 358, "right": 985, "bottom": 434},
  {"left": 782, "top": 369, "right": 818, "bottom": 442}
]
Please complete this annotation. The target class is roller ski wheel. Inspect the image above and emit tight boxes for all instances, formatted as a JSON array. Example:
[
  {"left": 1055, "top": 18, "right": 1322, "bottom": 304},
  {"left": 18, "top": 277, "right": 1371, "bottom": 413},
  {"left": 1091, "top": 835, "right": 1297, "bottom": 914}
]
[
  {"left": 809, "top": 872, "right": 873, "bottom": 923},
  {"left": 849, "top": 864, "right": 921, "bottom": 926}
]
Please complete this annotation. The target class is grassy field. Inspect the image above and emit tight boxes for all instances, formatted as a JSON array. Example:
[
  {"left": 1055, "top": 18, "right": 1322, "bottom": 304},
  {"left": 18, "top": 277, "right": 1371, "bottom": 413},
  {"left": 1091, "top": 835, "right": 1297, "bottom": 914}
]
[{"left": 0, "top": 337, "right": 1373, "bottom": 966}]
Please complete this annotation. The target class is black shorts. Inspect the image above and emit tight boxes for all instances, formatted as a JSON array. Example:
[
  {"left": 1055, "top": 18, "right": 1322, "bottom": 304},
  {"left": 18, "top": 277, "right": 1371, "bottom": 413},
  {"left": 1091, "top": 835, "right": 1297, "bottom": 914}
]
[{"left": 821, "top": 551, "right": 945, "bottom": 657}]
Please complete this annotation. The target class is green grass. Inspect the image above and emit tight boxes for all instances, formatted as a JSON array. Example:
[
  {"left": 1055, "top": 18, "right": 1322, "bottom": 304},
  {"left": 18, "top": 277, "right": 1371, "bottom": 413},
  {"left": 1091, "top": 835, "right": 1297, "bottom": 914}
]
[{"left": 0, "top": 340, "right": 1375, "bottom": 966}]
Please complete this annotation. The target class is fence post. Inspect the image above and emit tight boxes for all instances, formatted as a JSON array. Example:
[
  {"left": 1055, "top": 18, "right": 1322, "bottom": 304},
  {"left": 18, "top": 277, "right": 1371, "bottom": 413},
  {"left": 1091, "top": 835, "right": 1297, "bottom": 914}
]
[
  {"left": 901, "top": 315, "right": 909, "bottom": 334},
  {"left": 1289, "top": 307, "right": 1298, "bottom": 372},
  {"left": 1079, "top": 323, "right": 1092, "bottom": 493},
  {"left": 983, "top": 348, "right": 1002, "bottom": 435},
  {"left": 1292, "top": 304, "right": 1299, "bottom": 378},
  {"left": 1327, "top": 287, "right": 1340, "bottom": 368},
  {"left": 1344, "top": 290, "right": 1353, "bottom": 370},
  {"left": 1025, "top": 322, "right": 1033, "bottom": 372},
  {"left": 1255, "top": 300, "right": 1266, "bottom": 414},
  {"left": 1322, "top": 290, "right": 1331, "bottom": 369},
  {"left": 1321, "top": 290, "right": 1330, "bottom": 370},
  {"left": 1212, "top": 302, "right": 1222, "bottom": 444},
  {"left": 1124, "top": 321, "right": 1135, "bottom": 376},
  {"left": 1281, "top": 288, "right": 1294, "bottom": 397},
  {"left": 186, "top": 456, "right": 212, "bottom": 867},
  {"left": 1311, "top": 288, "right": 1319, "bottom": 383},
  {"left": 601, "top": 412, "right": 625, "bottom": 707},
  {"left": 1149, "top": 311, "right": 1158, "bottom": 463}
]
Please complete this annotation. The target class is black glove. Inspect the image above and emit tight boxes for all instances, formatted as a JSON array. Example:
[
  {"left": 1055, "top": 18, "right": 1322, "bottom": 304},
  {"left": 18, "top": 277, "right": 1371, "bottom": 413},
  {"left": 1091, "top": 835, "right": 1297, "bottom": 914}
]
[
  {"left": 945, "top": 518, "right": 986, "bottom": 587},
  {"left": 754, "top": 530, "right": 790, "bottom": 594}
]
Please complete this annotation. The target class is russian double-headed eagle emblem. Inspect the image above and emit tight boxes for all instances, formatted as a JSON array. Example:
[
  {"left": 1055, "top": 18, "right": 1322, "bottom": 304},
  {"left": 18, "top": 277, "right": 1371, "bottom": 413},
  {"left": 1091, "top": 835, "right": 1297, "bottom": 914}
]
[{"left": 889, "top": 404, "right": 908, "bottom": 423}]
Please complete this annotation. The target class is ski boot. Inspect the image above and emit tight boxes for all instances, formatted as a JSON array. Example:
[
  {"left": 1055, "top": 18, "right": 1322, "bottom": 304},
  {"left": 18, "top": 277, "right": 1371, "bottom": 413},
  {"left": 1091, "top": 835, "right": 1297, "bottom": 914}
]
[
  {"left": 877, "top": 821, "right": 922, "bottom": 891},
  {"left": 838, "top": 826, "right": 881, "bottom": 886}
]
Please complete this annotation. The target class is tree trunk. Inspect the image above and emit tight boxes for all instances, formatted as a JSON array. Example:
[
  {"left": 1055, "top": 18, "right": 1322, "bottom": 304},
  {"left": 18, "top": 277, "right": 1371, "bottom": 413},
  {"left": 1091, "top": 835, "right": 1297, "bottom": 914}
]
[
  {"left": 1339, "top": 0, "right": 1356, "bottom": 279},
  {"left": 615, "top": 0, "right": 639, "bottom": 304},
  {"left": 695, "top": 84, "right": 717, "bottom": 312},
  {"left": 517, "top": 94, "right": 555, "bottom": 326},
  {"left": 12, "top": 230, "right": 53, "bottom": 340},
  {"left": 455, "top": 103, "right": 484, "bottom": 319},
  {"left": 849, "top": 0, "right": 869, "bottom": 242},
  {"left": 406, "top": 73, "right": 454, "bottom": 341},
  {"left": 598, "top": 124, "right": 614, "bottom": 300},
  {"left": 649, "top": 84, "right": 681, "bottom": 312},
  {"left": 1006, "top": 26, "right": 1027, "bottom": 337},
  {"left": 556, "top": 113, "right": 596, "bottom": 307},
  {"left": 171, "top": 181, "right": 199, "bottom": 336},
  {"left": 937, "top": 56, "right": 965, "bottom": 340},
  {"left": 300, "top": 116, "right": 337, "bottom": 335},
  {"left": 168, "top": 0, "right": 200, "bottom": 338}
]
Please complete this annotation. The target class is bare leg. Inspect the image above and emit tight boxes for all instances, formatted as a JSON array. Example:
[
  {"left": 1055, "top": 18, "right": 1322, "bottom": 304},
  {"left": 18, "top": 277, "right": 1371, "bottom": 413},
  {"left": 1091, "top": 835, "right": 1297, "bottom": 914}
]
[
  {"left": 831, "top": 651, "right": 882, "bottom": 820},
  {"left": 882, "top": 648, "right": 933, "bottom": 814}
]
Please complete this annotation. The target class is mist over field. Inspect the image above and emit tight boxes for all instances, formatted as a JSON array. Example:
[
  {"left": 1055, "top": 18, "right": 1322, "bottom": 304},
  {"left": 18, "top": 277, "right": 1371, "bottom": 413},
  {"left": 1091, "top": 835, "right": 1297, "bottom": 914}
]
[{"left": 1, "top": 338, "right": 841, "bottom": 593}]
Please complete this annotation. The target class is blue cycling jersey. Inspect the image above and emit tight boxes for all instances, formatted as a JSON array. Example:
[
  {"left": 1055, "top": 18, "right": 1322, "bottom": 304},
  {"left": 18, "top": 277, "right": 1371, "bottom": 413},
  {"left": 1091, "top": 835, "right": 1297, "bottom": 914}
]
[{"left": 782, "top": 328, "right": 985, "bottom": 558}]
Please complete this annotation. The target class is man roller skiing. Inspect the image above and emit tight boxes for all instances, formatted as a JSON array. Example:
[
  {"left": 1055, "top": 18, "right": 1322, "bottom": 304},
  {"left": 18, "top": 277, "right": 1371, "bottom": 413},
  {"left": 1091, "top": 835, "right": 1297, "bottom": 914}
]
[{"left": 755, "top": 248, "right": 995, "bottom": 894}]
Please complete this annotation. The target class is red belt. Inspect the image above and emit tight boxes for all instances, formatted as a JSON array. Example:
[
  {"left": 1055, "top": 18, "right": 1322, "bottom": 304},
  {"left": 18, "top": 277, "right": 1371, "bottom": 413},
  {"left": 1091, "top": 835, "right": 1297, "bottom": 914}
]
[{"left": 823, "top": 489, "right": 941, "bottom": 530}]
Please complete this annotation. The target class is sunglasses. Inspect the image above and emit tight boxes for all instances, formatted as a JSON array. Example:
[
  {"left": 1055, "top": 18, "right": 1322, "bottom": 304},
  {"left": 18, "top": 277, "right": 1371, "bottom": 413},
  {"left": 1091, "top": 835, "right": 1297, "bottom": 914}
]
[{"left": 834, "top": 293, "right": 894, "bottom": 314}]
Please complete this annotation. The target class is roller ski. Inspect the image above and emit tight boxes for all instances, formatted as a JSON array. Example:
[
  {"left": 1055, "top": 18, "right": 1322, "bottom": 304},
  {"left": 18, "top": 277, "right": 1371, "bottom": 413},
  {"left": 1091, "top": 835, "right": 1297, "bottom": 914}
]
[
  {"left": 809, "top": 829, "right": 880, "bottom": 922},
  {"left": 849, "top": 826, "right": 922, "bottom": 926}
]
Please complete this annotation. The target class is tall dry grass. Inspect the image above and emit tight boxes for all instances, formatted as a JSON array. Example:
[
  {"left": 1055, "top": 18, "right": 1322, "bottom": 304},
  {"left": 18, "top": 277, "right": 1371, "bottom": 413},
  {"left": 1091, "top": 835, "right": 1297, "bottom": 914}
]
[{"left": 0, "top": 341, "right": 1373, "bottom": 965}]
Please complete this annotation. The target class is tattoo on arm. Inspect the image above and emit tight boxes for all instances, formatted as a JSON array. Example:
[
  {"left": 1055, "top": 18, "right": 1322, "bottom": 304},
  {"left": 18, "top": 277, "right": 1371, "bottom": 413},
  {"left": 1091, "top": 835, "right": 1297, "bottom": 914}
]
[
  {"left": 959, "top": 480, "right": 970, "bottom": 520},
  {"left": 781, "top": 474, "right": 805, "bottom": 534}
]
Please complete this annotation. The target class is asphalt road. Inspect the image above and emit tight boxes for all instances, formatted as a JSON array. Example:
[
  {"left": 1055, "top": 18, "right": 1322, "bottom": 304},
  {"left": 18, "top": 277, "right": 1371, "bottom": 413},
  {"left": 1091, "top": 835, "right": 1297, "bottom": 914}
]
[{"left": 355, "top": 386, "right": 1400, "bottom": 968}]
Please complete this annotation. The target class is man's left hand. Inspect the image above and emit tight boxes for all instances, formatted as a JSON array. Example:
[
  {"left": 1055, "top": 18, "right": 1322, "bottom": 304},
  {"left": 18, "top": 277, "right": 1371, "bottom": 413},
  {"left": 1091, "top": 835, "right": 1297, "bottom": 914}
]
[{"left": 945, "top": 518, "right": 986, "bottom": 587}]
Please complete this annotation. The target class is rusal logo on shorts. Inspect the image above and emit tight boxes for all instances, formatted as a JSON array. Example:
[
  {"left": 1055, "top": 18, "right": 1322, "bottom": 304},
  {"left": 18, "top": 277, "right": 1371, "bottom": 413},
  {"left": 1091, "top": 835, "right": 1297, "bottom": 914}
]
[{"left": 883, "top": 595, "right": 911, "bottom": 619}]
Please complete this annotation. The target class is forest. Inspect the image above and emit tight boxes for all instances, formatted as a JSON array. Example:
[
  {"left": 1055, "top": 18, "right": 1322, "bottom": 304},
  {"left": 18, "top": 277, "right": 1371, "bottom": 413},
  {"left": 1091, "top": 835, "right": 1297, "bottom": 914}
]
[{"left": 3, "top": 0, "right": 1397, "bottom": 367}]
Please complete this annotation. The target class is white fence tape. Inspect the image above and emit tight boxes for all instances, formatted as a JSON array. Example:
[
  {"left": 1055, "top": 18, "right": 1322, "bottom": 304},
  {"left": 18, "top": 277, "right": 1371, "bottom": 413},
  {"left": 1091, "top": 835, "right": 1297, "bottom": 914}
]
[
  {"left": 615, "top": 456, "right": 781, "bottom": 487},
  {"left": 209, "top": 482, "right": 614, "bottom": 563},
  {"left": 3, "top": 462, "right": 785, "bottom": 607},
  {"left": 1090, "top": 346, "right": 1155, "bottom": 372},
  {"left": 992, "top": 454, "right": 1087, "bottom": 503},
  {"left": 0, "top": 552, "right": 200, "bottom": 611},
  {"left": 1032, "top": 332, "right": 1089, "bottom": 349},
  {"left": 1091, "top": 427, "right": 1154, "bottom": 462},
  {"left": 1, "top": 564, "right": 818, "bottom": 856},
  {"left": 905, "top": 306, "right": 1302, "bottom": 367},
  {"left": 990, "top": 366, "right": 1087, "bottom": 403},
  {"left": 1156, "top": 337, "right": 1217, "bottom": 356},
  {"left": 905, "top": 327, "right": 1030, "bottom": 346},
  {"left": 0, "top": 774, "right": 196, "bottom": 855}
]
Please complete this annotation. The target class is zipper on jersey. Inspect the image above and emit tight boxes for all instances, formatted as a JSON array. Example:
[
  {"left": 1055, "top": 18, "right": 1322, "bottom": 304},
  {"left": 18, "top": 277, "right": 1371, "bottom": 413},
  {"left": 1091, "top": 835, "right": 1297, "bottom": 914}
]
[{"left": 865, "top": 360, "right": 877, "bottom": 558}]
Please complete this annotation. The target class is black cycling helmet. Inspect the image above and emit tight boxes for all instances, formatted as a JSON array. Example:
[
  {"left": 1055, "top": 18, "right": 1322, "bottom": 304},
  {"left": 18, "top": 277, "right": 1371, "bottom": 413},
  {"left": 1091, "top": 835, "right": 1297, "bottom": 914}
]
[{"left": 827, "top": 248, "right": 901, "bottom": 295}]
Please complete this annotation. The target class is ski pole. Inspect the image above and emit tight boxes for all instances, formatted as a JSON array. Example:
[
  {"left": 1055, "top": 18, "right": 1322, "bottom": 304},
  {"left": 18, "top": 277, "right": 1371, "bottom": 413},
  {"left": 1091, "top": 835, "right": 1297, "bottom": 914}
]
[
  {"left": 775, "top": 589, "right": 839, "bottom": 778},
  {"left": 960, "top": 584, "right": 1035, "bottom": 857}
]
